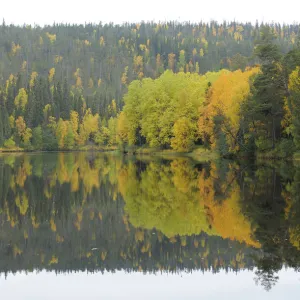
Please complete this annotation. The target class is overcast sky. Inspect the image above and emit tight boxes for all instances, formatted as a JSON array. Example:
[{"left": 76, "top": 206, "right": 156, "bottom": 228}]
[{"left": 0, "top": 0, "right": 299, "bottom": 26}]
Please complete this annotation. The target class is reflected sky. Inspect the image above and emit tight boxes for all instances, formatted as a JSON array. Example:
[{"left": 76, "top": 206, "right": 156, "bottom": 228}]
[{"left": 1, "top": 269, "right": 300, "bottom": 300}]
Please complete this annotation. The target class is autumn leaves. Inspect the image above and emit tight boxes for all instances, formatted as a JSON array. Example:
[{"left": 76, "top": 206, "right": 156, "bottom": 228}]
[{"left": 118, "top": 68, "right": 259, "bottom": 153}]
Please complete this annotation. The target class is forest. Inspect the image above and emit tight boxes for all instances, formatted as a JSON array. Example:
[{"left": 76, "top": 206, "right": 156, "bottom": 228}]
[{"left": 1, "top": 22, "right": 300, "bottom": 157}]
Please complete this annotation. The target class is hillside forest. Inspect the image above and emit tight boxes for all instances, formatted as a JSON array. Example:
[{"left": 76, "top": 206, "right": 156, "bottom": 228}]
[{"left": 1, "top": 22, "right": 300, "bottom": 157}]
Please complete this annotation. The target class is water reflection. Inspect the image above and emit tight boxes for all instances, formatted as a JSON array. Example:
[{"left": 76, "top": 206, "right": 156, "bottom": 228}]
[{"left": 0, "top": 153, "right": 299, "bottom": 290}]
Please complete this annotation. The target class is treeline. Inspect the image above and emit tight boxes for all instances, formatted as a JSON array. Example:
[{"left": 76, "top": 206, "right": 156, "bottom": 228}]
[{"left": 0, "top": 21, "right": 299, "bottom": 101}]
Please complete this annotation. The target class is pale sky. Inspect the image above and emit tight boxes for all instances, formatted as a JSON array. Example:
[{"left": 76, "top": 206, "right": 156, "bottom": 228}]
[
  {"left": 1, "top": 269, "right": 300, "bottom": 299},
  {"left": 0, "top": 0, "right": 299, "bottom": 26}
]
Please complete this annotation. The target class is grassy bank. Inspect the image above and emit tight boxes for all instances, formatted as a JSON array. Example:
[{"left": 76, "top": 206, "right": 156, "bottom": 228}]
[
  {"left": 0, "top": 147, "right": 25, "bottom": 153},
  {"left": 0, "top": 145, "right": 218, "bottom": 161},
  {"left": 0, "top": 145, "right": 118, "bottom": 153},
  {"left": 126, "top": 146, "right": 219, "bottom": 162},
  {"left": 2, "top": 145, "right": 298, "bottom": 163}
]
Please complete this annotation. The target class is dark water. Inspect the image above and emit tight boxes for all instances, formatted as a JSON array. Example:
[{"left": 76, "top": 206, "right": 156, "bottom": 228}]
[{"left": 0, "top": 153, "right": 300, "bottom": 299}]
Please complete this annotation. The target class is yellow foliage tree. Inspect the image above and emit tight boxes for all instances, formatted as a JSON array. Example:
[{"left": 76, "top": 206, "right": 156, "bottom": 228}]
[
  {"left": 88, "top": 78, "right": 94, "bottom": 88},
  {"left": 45, "top": 32, "right": 56, "bottom": 43},
  {"left": 78, "top": 109, "right": 99, "bottom": 145},
  {"left": 14, "top": 116, "right": 32, "bottom": 146},
  {"left": 116, "top": 112, "right": 130, "bottom": 146},
  {"left": 48, "top": 68, "right": 55, "bottom": 82},
  {"left": 56, "top": 119, "right": 68, "bottom": 149},
  {"left": 30, "top": 72, "right": 38, "bottom": 88},
  {"left": 70, "top": 111, "right": 79, "bottom": 139},
  {"left": 168, "top": 53, "right": 176, "bottom": 71},
  {"left": 11, "top": 42, "right": 21, "bottom": 55},
  {"left": 14, "top": 88, "right": 28, "bottom": 110},
  {"left": 171, "top": 117, "right": 196, "bottom": 152},
  {"left": 199, "top": 67, "right": 259, "bottom": 152},
  {"left": 121, "top": 66, "right": 128, "bottom": 85}
]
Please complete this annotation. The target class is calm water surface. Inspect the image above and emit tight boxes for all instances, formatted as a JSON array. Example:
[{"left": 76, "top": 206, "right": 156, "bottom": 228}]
[{"left": 0, "top": 152, "right": 300, "bottom": 299}]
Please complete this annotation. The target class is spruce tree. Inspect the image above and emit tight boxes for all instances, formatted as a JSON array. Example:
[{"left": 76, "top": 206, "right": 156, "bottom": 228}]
[{"left": 245, "top": 27, "right": 286, "bottom": 150}]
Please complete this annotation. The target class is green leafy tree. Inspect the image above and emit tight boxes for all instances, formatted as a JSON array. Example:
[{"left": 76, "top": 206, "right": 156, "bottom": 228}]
[
  {"left": 32, "top": 126, "right": 43, "bottom": 150},
  {"left": 42, "top": 128, "right": 58, "bottom": 151},
  {"left": 64, "top": 124, "right": 75, "bottom": 149},
  {"left": 4, "top": 136, "right": 16, "bottom": 149}
]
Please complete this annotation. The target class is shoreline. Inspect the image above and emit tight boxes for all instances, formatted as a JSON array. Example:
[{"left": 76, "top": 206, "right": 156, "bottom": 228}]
[
  {"left": 1, "top": 147, "right": 299, "bottom": 162},
  {"left": 0, "top": 146, "right": 219, "bottom": 162}
]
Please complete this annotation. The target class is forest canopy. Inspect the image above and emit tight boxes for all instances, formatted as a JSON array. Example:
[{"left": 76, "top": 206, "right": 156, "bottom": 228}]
[{"left": 0, "top": 22, "right": 300, "bottom": 157}]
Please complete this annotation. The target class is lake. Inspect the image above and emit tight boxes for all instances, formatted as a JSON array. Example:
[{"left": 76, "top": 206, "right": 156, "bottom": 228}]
[{"left": 0, "top": 152, "right": 300, "bottom": 299}]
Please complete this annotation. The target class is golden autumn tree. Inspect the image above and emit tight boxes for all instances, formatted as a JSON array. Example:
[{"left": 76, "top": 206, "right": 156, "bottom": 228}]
[
  {"left": 133, "top": 55, "right": 144, "bottom": 79},
  {"left": 56, "top": 118, "right": 68, "bottom": 149},
  {"left": 168, "top": 53, "right": 176, "bottom": 71},
  {"left": 48, "top": 68, "right": 55, "bottom": 82},
  {"left": 78, "top": 109, "right": 99, "bottom": 145},
  {"left": 171, "top": 117, "right": 196, "bottom": 152},
  {"left": 70, "top": 111, "right": 79, "bottom": 140},
  {"left": 198, "top": 67, "right": 259, "bottom": 153},
  {"left": 15, "top": 116, "right": 32, "bottom": 147},
  {"left": 29, "top": 72, "right": 38, "bottom": 88},
  {"left": 121, "top": 66, "right": 129, "bottom": 85},
  {"left": 14, "top": 88, "right": 28, "bottom": 110},
  {"left": 116, "top": 111, "right": 130, "bottom": 146}
]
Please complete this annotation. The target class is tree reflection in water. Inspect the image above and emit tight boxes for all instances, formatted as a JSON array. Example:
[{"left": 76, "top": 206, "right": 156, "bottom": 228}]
[{"left": 0, "top": 152, "right": 299, "bottom": 290}]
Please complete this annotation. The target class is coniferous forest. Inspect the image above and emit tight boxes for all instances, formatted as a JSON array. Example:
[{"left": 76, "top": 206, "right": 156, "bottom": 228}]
[{"left": 1, "top": 22, "right": 300, "bottom": 157}]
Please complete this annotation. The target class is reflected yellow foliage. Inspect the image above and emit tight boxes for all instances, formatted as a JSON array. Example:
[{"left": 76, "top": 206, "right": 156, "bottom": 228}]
[
  {"left": 49, "top": 255, "right": 58, "bottom": 265},
  {"left": 101, "top": 251, "right": 107, "bottom": 261},
  {"left": 204, "top": 184, "right": 260, "bottom": 248},
  {"left": 50, "top": 218, "right": 57, "bottom": 232},
  {"left": 119, "top": 159, "right": 259, "bottom": 248},
  {"left": 15, "top": 157, "right": 32, "bottom": 187},
  {"left": 15, "top": 194, "right": 29, "bottom": 215},
  {"left": 31, "top": 215, "right": 40, "bottom": 229},
  {"left": 13, "top": 245, "right": 22, "bottom": 257},
  {"left": 0, "top": 151, "right": 265, "bottom": 270},
  {"left": 56, "top": 234, "right": 64, "bottom": 243},
  {"left": 120, "top": 160, "right": 215, "bottom": 238},
  {"left": 199, "top": 163, "right": 260, "bottom": 248}
]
